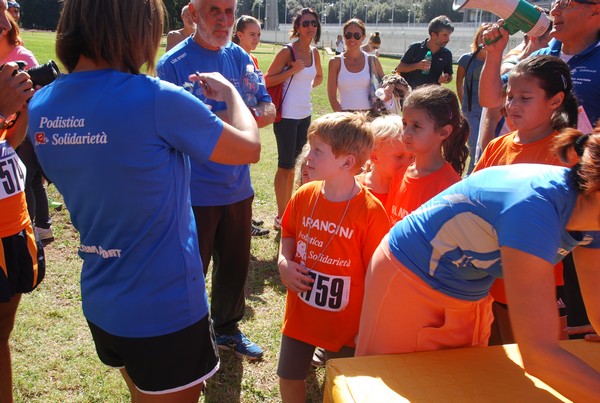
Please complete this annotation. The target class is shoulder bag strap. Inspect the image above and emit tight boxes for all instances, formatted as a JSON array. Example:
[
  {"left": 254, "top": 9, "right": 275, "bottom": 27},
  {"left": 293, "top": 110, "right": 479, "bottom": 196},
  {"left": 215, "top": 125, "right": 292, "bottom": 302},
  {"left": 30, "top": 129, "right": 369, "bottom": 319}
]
[{"left": 281, "top": 44, "right": 296, "bottom": 104}]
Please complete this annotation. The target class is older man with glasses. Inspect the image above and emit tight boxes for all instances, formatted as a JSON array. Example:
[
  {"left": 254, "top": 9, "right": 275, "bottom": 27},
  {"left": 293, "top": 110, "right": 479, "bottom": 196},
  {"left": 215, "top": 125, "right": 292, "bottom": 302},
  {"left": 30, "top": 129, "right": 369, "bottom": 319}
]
[{"left": 481, "top": 0, "right": 600, "bottom": 129}]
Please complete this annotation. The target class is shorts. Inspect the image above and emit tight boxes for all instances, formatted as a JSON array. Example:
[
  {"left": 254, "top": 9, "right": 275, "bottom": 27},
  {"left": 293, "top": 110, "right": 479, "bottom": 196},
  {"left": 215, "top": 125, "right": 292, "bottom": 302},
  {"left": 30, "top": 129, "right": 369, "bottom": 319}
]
[
  {"left": 0, "top": 225, "right": 45, "bottom": 302},
  {"left": 356, "top": 235, "right": 494, "bottom": 356},
  {"left": 273, "top": 116, "right": 311, "bottom": 169},
  {"left": 88, "top": 314, "right": 220, "bottom": 394},
  {"left": 277, "top": 334, "right": 355, "bottom": 380}
]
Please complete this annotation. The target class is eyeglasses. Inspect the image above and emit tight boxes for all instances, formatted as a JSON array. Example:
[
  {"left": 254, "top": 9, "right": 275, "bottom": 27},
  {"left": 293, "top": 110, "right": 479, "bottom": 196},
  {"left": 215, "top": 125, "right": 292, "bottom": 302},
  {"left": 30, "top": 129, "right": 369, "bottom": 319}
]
[
  {"left": 552, "top": 0, "right": 597, "bottom": 9},
  {"left": 301, "top": 20, "right": 319, "bottom": 28},
  {"left": 344, "top": 32, "right": 362, "bottom": 40}
]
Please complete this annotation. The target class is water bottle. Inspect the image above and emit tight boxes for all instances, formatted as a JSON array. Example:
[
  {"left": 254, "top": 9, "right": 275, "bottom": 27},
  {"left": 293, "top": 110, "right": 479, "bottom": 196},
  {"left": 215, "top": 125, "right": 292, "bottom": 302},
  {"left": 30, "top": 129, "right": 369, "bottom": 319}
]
[
  {"left": 241, "top": 64, "right": 259, "bottom": 108},
  {"left": 422, "top": 50, "right": 432, "bottom": 75}
]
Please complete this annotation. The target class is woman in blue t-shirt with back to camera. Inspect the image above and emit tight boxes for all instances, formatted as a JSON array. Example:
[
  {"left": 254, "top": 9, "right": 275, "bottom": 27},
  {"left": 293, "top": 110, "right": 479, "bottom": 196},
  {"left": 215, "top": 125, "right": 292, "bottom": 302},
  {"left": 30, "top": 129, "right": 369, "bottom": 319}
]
[
  {"left": 357, "top": 125, "right": 600, "bottom": 401},
  {"left": 26, "top": 0, "right": 261, "bottom": 401}
]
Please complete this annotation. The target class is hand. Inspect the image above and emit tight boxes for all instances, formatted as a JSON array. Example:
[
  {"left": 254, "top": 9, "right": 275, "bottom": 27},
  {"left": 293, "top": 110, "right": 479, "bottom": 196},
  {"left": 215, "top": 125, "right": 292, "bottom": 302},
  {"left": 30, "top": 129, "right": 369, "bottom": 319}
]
[
  {"left": 438, "top": 73, "right": 450, "bottom": 84},
  {"left": 566, "top": 324, "right": 600, "bottom": 342},
  {"left": 289, "top": 59, "right": 305, "bottom": 74},
  {"left": 418, "top": 59, "right": 431, "bottom": 72},
  {"left": 0, "top": 62, "right": 33, "bottom": 116},
  {"left": 482, "top": 21, "right": 510, "bottom": 54},
  {"left": 278, "top": 258, "right": 314, "bottom": 293},
  {"left": 188, "top": 71, "right": 235, "bottom": 102}
]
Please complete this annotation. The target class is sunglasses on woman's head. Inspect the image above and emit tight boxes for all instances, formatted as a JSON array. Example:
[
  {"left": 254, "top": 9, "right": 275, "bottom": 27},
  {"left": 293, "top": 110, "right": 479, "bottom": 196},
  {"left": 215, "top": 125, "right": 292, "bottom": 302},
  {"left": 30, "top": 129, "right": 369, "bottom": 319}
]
[
  {"left": 344, "top": 32, "right": 362, "bottom": 40},
  {"left": 301, "top": 20, "right": 319, "bottom": 28}
]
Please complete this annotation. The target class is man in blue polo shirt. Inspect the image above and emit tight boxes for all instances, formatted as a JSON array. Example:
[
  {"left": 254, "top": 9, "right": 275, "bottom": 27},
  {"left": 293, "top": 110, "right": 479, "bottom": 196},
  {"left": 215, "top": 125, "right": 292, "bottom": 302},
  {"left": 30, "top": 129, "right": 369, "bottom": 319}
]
[
  {"left": 480, "top": 0, "right": 600, "bottom": 129},
  {"left": 157, "top": 0, "right": 275, "bottom": 361},
  {"left": 394, "top": 15, "right": 454, "bottom": 88}
]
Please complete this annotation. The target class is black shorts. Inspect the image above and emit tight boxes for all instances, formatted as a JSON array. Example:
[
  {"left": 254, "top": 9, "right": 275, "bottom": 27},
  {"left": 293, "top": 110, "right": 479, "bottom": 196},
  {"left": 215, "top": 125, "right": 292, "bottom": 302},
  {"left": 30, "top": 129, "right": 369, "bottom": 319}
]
[
  {"left": 0, "top": 225, "right": 45, "bottom": 302},
  {"left": 273, "top": 116, "right": 311, "bottom": 169},
  {"left": 277, "top": 334, "right": 355, "bottom": 380},
  {"left": 88, "top": 314, "right": 220, "bottom": 394}
]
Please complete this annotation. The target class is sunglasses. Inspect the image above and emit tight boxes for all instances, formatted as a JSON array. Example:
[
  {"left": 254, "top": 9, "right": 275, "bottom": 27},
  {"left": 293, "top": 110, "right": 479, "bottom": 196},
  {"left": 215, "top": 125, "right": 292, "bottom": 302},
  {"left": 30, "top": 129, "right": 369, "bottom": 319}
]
[
  {"left": 301, "top": 20, "right": 319, "bottom": 28},
  {"left": 553, "top": 0, "right": 597, "bottom": 8},
  {"left": 344, "top": 32, "right": 362, "bottom": 40}
]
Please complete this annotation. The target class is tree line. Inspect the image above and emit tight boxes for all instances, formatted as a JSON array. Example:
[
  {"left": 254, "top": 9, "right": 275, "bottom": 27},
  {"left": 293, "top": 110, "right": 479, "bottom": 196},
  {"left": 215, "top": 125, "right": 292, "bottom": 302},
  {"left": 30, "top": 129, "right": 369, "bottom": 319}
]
[{"left": 17, "top": 0, "right": 461, "bottom": 32}]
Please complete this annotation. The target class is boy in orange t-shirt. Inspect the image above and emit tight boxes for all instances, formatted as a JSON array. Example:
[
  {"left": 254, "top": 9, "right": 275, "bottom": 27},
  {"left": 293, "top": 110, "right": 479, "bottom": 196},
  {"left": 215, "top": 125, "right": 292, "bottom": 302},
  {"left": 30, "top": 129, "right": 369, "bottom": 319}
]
[{"left": 277, "top": 112, "right": 389, "bottom": 402}]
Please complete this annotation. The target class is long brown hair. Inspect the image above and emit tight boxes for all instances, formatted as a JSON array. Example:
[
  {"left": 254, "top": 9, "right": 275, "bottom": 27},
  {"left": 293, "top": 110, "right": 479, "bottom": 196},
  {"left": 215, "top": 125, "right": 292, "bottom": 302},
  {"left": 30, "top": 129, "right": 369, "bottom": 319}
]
[
  {"left": 403, "top": 85, "right": 470, "bottom": 174},
  {"left": 554, "top": 123, "right": 600, "bottom": 195},
  {"left": 4, "top": 12, "right": 21, "bottom": 46},
  {"left": 56, "top": 0, "right": 164, "bottom": 74}
]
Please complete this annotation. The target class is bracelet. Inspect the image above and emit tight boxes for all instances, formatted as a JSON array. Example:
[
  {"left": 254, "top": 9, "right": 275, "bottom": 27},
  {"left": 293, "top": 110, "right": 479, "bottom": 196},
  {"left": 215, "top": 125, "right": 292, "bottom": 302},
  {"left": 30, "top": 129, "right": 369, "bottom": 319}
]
[
  {"left": 0, "top": 111, "right": 19, "bottom": 130},
  {"left": 277, "top": 257, "right": 287, "bottom": 265}
]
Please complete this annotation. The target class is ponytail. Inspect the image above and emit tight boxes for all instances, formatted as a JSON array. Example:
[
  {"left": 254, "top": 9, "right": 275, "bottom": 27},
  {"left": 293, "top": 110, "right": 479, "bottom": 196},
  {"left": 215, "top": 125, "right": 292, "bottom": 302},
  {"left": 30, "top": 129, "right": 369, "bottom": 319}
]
[
  {"left": 551, "top": 91, "right": 579, "bottom": 131},
  {"left": 554, "top": 123, "right": 600, "bottom": 194},
  {"left": 442, "top": 115, "right": 470, "bottom": 175},
  {"left": 403, "top": 85, "right": 470, "bottom": 175}
]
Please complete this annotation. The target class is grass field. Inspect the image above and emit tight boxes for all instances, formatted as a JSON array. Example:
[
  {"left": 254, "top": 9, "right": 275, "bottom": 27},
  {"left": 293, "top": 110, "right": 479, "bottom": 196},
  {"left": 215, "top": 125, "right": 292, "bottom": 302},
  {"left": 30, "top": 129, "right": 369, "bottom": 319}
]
[{"left": 11, "top": 31, "right": 457, "bottom": 402}]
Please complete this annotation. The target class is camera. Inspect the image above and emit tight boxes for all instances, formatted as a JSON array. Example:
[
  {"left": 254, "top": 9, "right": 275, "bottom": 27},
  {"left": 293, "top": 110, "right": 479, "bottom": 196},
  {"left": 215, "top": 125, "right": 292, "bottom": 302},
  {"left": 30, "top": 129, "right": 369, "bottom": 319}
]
[
  {"left": 2, "top": 59, "right": 61, "bottom": 87},
  {"left": 24, "top": 60, "right": 61, "bottom": 87}
]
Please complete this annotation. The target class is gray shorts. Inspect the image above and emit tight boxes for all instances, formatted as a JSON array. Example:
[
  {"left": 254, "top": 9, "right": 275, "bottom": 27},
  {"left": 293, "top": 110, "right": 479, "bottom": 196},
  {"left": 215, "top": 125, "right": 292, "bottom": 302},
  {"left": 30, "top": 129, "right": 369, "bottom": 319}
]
[{"left": 277, "top": 334, "right": 355, "bottom": 380}]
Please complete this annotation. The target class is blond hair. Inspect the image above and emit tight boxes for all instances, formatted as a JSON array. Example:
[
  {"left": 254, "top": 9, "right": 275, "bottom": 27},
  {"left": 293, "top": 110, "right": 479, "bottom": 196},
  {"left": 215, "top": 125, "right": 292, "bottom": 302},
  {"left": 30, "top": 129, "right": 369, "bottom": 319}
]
[
  {"left": 370, "top": 115, "right": 403, "bottom": 150},
  {"left": 308, "top": 112, "right": 374, "bottom": 170}
]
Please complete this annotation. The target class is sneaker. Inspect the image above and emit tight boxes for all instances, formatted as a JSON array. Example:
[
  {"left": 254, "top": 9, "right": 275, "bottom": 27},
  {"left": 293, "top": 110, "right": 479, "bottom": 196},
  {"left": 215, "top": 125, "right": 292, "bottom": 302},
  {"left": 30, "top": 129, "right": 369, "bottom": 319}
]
[
  {"left": 35, "top": 226, "right": 54, "bottom": 243},
  {"left": 216, "top": 331, "right": 264, "bottom": 361},
  {"left": 311, "top": 347, "right": 327, "bottom": 368},
  {"left": 251, "top": 223, "right": 270, "bottom": 237},
  {"left": 273, "top": 215, "right": 282, "bottom": 231},
  {"left": 251, "top": 218, "right": 264, "bottom": 226}
]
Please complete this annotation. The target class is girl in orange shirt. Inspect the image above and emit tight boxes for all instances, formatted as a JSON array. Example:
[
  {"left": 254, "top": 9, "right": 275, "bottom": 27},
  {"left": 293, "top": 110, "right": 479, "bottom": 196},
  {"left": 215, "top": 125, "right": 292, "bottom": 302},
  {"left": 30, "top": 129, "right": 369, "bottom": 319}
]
[
  {"left": 386, "top": 85, "right": 469, "bottom": 226},
  {"left": 474, "top": 55, "right": 579, "bottom": 345}
]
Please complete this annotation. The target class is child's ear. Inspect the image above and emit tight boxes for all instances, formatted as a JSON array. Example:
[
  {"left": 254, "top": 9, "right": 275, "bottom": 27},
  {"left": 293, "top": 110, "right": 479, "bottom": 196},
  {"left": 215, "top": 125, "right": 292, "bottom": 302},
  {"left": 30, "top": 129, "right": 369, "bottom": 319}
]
[
  {"left": 341, "top": 154, "right": 356, "bottom": 170},
  {"left": 369, "top": 149, "right": 379, "bottom": 163},
  {"left": 439, "top": 124, "right": 453, "bottom": 140},
  {"left": 549, "top": 92, "right": 565, "bottom": 110}
]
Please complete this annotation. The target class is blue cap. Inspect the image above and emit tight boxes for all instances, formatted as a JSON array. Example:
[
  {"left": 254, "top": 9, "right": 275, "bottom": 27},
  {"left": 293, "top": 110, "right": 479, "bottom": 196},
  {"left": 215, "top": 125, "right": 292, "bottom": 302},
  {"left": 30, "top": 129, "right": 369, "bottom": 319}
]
[{"left": 7, "top": 2, "right": 20, "bottom": 9}]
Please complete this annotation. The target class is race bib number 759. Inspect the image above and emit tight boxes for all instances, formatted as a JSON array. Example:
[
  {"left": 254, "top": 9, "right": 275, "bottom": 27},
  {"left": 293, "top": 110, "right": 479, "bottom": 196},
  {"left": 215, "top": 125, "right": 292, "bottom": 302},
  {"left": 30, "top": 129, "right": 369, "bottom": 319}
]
[{"left": 298, "top": 269, "right": 350, "bottom": 312}]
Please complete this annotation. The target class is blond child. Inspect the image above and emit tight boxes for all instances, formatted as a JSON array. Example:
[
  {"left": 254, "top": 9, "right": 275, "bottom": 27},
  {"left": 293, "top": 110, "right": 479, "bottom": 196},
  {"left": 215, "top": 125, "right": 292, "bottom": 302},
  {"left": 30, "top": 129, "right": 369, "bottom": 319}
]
[
  {"left": 277, "top": 112, "right": 389, "bottom": 403},
  {"left": 293, "top": 143, "right": 311, "bottom": 190},
  {"left": 357, "top": 115, "right": 414, "bottom": 206}
]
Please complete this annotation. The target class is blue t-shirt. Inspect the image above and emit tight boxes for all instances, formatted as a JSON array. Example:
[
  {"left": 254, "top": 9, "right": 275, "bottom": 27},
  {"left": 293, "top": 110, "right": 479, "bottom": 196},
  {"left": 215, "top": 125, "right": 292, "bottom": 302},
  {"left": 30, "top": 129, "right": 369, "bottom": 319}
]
[
  {"left": 157, "top": 39, "right": 271, "bottom": 206},
  {"left": 389, "top": 164, "right": 600, "bottom": 301},
  {"left": 27, "top": 69, "right": 223, "bottom": 337}
]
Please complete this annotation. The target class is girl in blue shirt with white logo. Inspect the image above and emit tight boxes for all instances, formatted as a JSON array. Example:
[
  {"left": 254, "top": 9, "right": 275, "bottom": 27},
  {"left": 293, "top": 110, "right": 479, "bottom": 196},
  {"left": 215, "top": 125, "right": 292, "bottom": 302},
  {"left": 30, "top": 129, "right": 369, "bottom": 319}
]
[{"left": 357, "top": 125, "right": 600, "bottom": 401}]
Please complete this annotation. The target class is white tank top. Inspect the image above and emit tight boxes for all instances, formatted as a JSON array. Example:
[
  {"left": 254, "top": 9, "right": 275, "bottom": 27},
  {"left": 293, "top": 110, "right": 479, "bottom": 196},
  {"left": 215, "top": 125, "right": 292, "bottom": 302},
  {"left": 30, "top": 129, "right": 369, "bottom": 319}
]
[
  {"left": 337, "top": 52, "right": 371, "bottom": 111},
  {"left": 281, "top": 48, "right": 317, "bottom": 120}
]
